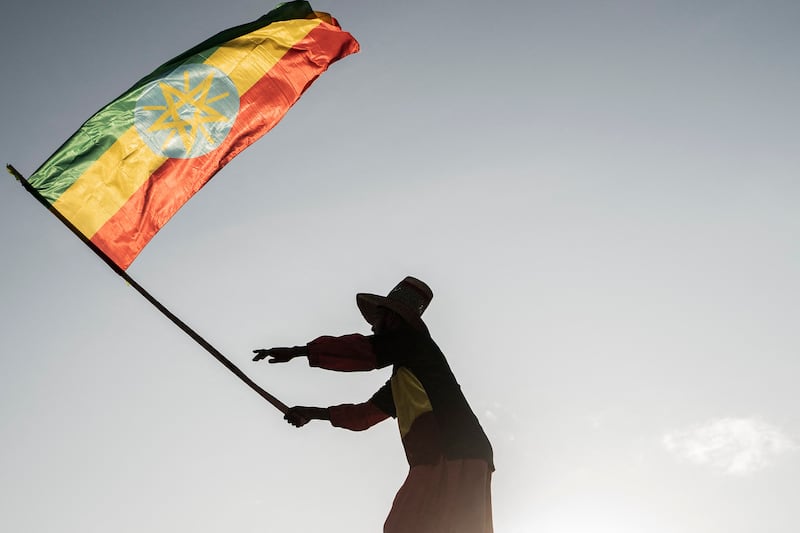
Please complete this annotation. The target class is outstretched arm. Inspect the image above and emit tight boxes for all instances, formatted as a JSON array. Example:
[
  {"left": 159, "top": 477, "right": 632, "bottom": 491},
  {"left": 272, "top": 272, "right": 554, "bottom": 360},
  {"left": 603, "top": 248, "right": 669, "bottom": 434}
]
[
  {"left": 252, "top": 345, "right": 308, "bottom": 363},
  {"left": 283, "top": 406, "right": 330, "bottom": 427},
  {"left": 282, "top": 382, "right": 395, "bottom": 431},
  {"left": 307, "top": 334, "right": 380, "bottom": 371},
  {"left": 282, "top": 403, "right": 390, "bottom": 431},
  {"left": 328, "top": 401, "right": 391, "bottom": 431},
  {"left": 253, "top": 334, "right": 380, "bottom": 371}
]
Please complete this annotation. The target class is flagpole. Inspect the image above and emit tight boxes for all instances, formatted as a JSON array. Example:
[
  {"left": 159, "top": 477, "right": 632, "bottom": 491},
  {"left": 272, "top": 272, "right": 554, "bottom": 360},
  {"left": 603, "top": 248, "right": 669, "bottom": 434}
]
[{"left": 6, "top": 164, "right": 288, "bottom": 414}]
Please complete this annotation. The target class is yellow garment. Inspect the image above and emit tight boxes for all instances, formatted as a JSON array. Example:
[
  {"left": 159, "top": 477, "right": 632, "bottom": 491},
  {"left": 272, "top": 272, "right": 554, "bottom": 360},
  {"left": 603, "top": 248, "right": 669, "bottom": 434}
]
[{"left": 391, "top": 367, "right": 433, "bottom": 438}]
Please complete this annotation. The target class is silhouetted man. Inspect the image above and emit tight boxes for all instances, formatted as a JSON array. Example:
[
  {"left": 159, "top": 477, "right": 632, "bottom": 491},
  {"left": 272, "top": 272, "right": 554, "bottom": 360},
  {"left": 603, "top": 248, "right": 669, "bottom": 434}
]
[{"left": 253, "top": 276, "right": 494, "bottom": 533}]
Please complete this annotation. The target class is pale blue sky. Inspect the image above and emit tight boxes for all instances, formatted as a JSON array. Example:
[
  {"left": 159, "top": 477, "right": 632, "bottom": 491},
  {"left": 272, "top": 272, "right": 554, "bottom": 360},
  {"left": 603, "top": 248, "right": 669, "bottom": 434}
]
[{"left": 1, "top": 1, "right": 799, "bottom": 532}]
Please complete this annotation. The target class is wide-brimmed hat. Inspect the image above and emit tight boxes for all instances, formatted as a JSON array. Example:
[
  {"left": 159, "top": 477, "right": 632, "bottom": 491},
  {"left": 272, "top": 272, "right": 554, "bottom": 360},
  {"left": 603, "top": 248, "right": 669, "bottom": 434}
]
[{"left": 357, "top": 276, "right": 433, "bottom": 331}]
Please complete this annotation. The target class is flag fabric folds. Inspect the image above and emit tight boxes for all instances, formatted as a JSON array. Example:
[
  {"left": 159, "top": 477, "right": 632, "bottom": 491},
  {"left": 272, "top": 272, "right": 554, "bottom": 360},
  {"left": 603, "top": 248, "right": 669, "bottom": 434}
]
[{"left": 27, "top": 1, "right": 359, "bottom": 270}]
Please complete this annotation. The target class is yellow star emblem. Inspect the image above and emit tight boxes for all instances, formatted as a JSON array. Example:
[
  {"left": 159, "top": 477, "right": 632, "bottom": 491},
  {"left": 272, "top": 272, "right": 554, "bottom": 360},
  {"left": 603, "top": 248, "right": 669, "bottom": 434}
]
[{"left": 140, "top": 70, "right": 231, "bottom": 153}]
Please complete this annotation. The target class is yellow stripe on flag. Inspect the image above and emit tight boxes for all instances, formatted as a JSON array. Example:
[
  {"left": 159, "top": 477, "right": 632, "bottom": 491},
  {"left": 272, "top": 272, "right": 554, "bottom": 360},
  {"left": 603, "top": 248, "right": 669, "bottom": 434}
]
[
  {"left": 54, "top": 18, "right": 321, "bottom": 238},
  {"left": 53, "top": 130, "right": 169, "bottom": 239}
]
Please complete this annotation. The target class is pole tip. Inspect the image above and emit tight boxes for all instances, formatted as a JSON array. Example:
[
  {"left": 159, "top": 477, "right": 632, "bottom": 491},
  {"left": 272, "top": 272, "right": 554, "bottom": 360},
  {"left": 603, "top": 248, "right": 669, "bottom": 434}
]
[{"left": 6, "top": 164, "right": 23, "bottom": 181}]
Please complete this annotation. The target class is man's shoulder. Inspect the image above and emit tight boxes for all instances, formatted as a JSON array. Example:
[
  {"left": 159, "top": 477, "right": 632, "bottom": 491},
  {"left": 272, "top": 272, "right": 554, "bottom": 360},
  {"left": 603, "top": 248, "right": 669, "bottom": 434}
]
[{"left": 376, "top": 326, "right": 436, "bottom": 345}]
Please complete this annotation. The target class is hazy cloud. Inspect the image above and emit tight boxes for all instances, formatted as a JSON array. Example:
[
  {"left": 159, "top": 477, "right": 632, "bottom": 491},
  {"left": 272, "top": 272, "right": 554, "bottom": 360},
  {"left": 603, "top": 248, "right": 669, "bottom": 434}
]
[{"left": 663, "top": 417, "right": 798, "bottom": 475}]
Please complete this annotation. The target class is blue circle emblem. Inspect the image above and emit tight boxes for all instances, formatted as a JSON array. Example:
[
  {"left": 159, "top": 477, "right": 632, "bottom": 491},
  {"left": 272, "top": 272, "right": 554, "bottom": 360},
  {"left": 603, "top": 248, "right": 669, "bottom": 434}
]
[{"left": 134, "top": 64, "right": 239, "bottom": 159}]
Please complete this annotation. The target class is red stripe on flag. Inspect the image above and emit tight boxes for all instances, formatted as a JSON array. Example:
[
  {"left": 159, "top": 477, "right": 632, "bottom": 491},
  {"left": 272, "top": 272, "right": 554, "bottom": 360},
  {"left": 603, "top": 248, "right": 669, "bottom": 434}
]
[{"left": 91, "top": 24, "right": 358, "bottom": 269}]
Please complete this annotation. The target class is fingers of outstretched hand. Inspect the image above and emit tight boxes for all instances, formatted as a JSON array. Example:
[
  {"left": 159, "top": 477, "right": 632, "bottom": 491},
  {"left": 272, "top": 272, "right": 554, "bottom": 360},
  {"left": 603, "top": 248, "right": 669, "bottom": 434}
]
[
  {"left": 252, "top": 347, "right": 298, "bottom": 363},
  {"left": 252, "top": 348, "right": 289, "bottom": 363}
]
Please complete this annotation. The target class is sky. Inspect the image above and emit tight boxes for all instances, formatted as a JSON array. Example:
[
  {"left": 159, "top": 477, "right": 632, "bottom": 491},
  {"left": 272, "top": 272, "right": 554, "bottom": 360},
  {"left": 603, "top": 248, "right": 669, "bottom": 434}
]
[{"left": 1, "top": 1, "right": 798, "bottom": 532}]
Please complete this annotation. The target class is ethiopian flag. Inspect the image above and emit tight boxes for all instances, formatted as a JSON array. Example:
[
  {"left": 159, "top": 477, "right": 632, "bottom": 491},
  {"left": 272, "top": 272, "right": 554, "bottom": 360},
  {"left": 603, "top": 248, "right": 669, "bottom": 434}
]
[{"left": 27, "top": 1, "right": 359, "bottom": 270}]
